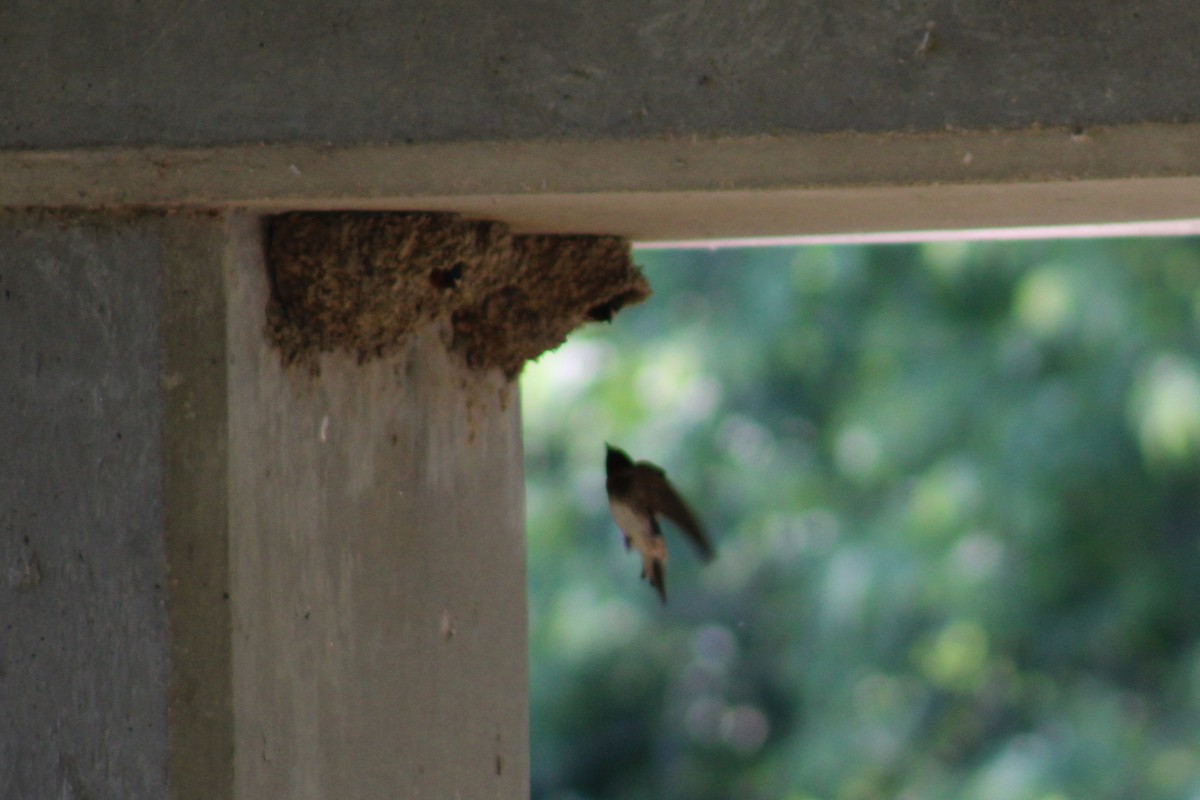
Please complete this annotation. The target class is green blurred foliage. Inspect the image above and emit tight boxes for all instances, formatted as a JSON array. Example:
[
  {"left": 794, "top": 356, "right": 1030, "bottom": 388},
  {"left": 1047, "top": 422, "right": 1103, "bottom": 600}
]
[{"left": 522, "top": 239, "right": 1200, "bottom": 800}]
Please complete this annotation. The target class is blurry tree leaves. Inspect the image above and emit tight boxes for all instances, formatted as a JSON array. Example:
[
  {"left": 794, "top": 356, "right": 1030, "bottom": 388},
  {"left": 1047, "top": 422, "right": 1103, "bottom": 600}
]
[{"left": 523, "top": 239, "right": 1200, "bottom": 800}]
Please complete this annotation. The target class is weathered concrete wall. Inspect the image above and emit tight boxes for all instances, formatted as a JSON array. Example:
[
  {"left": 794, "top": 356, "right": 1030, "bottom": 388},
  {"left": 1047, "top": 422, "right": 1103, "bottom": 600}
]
[
  {"left": 0, "top": 212, "right": 529, "bottom": 798},
  {"left": 1, "top": 1, "right": 1194, "bottom": 148},
  {"left": 224, "top": 214, "right": 529, "bottom": 798},
  {"left": 0, "top": 212, "right": 171, "bottom": 797}
]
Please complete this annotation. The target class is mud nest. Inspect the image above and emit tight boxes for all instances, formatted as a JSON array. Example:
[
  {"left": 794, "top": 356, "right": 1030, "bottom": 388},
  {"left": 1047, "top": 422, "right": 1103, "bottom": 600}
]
[{"left": 266, "top": 212, "right": 650, "bottom": 376}]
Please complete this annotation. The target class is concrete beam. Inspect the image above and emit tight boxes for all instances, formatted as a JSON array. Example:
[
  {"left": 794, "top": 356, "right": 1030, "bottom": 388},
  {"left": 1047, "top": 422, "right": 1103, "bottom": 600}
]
[
  {"left": 6, "top": 2, "right": 1200, "bottom": 239},
  {"left": 0, "top": 211, "right": 529, "bottom": 798},
  {"left": 4, "top": 126, "right": 1200, "bottom": 239},
  {"left": 2, "top": 2, "right": 1196, "bottom": 149}
]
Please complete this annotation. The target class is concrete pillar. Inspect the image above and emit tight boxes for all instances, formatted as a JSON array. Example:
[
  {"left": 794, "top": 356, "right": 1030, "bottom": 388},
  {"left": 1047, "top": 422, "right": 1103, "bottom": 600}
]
[
  {"left": 1, "top": 212, "right": 175, "bottom": 796},
  {"left": 1, "top": 210, "right": 529, "bottom": 798}
]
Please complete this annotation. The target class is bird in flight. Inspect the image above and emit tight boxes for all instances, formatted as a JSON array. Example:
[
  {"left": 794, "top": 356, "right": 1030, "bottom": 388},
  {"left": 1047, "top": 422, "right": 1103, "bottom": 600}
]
[{"left": 604, "top": 444, "right": 715, "bottom": 603}]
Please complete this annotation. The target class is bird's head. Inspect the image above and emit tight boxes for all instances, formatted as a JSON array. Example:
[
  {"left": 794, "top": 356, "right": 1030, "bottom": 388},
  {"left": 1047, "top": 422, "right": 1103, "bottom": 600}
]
[{"left": 605, "top": 444, "right": 633, "bottom": 474}]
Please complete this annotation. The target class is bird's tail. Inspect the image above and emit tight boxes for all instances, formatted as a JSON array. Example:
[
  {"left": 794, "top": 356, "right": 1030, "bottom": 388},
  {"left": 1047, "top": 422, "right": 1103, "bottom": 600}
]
[{"left": 647, "top": 557, "right": 667, "bottom": 604}]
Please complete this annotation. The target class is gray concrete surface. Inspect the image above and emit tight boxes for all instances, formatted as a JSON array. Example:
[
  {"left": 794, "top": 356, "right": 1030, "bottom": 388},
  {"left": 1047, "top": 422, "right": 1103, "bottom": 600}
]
[
  {"left": 6, "top": 126, "right": 1200, "bottom": 239},
  {"left": 224, "top": 213, "right": 528, "bottom": 798},
  {"left": 5, "top": 3, "right": 1200, "bottom": 240},
  {"left": 0, "top": 212, "right": 529, "bottom": 798},
  {"left": 0, "top": 211, "right": 171, "bottom": 798},
  {"left": 161, "top": 214, "right": 236, "bottom": 800},
  {"left": 2, "top": 1, "right": 1195, "bottom": 149}
]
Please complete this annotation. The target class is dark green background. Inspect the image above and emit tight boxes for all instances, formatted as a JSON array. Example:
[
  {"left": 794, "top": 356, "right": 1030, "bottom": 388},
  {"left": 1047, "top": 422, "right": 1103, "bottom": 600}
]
[{"left": 523, "top": 239, "right": 1200, "bottom": 800}]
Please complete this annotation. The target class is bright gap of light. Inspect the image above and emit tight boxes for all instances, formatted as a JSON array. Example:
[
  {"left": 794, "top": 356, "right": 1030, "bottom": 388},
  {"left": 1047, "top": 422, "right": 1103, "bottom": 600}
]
[{"left": 637, "top": 218, "right": 1200, "bottom": 250}]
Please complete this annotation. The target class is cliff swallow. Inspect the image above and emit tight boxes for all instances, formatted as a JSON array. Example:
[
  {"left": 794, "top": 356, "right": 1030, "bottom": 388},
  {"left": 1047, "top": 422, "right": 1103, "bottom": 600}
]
[{"left": 605, "top": 445, "right": 715, "bottom": 603}]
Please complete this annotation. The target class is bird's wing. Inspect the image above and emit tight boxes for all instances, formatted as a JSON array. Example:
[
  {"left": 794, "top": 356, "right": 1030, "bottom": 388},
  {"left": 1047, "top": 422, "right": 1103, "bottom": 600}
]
[{"left": 635, "top": 463, "right": 715, "bottom": 561}]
